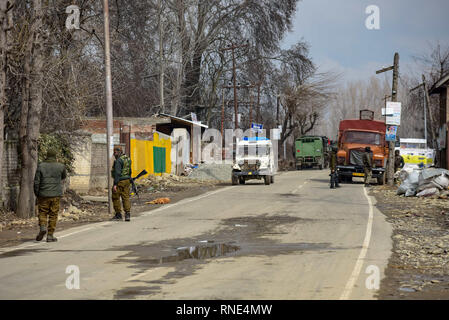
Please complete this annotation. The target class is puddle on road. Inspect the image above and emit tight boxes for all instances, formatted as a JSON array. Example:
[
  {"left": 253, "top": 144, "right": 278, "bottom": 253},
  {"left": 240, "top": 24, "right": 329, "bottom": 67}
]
[
  {"left": 111, "top": 214, "right": 333, "bottom": 299},
  {"left": 137, "top": 241, "right": 240, "bottom": 265}
]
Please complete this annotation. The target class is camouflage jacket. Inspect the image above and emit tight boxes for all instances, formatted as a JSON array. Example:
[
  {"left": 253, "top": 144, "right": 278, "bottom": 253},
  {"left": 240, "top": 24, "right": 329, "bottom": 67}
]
[{"left": 34, "top": 157, "right": 67, "bottom": 197}]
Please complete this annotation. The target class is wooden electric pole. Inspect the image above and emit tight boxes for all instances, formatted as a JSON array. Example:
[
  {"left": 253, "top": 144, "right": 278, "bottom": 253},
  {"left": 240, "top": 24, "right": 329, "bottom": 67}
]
[
  {"left": 103, "top": 0, "right": 114, "bottom": 214},
  {"left": 221, "top": 42, "right": 248, "bottom": 129},
  {"left": 376, "top": 52, "right": 399, "bottom": 186}
]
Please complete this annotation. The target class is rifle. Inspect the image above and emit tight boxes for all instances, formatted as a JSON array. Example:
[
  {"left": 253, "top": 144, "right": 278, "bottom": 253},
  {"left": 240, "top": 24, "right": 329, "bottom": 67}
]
[{"left": 130, "top": 169, "right": 148, "bottom": 200}]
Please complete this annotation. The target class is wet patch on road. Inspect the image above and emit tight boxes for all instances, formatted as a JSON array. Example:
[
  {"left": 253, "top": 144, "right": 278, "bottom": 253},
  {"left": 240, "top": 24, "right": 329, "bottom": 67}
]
[
  {"left": 0, "top": 247, "right": 46, "bottom": 258},
  {"left": 110, "top": 214, "right": 333, "bottom": 299}
]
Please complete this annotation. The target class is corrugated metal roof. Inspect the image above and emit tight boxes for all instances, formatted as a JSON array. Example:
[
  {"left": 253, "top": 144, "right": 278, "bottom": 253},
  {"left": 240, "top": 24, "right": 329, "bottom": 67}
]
[{"left": 158, "top": 113, "right": 209, "bottom": 128}]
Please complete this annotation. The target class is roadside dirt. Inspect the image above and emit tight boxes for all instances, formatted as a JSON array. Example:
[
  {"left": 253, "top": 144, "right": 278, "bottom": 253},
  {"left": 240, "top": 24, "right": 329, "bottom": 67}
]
[
  {"left": 370, "top": 185, "right": 449, "bottom": 299},
  {"left": 0, "top": 177, "right": 224, "bottom": 248}
]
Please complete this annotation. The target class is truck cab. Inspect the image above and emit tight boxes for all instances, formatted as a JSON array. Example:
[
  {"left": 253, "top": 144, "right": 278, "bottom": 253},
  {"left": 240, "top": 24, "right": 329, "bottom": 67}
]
[
  {"left": 295, "top": 136, "right": 330, "bottom": 170},
  {"left": 336, "top": 111, "right": 388, "bottom": 184},
  {"left": 232, "top": 137, "right": 275, "bottom": 185}
]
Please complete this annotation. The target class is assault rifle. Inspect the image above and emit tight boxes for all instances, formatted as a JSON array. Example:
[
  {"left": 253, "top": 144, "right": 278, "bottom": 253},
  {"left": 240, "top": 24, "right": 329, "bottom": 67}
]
[{"left": 130, "top": 169, "right": 148, "bottom": 199}]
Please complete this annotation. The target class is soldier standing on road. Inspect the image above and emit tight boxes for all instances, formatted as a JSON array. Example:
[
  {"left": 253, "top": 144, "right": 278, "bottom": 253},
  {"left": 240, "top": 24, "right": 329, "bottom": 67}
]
[
  {"left": 394, "top": 150, "right": 405, "bottom": 172},
  {"left": 329, "top": 146, "right": 340, "bottom": 189},
  {"left": 34, "top": 148, "right": 67, "bottom": 242},
  {"left": 394, "top": 150, "right": 405, "bottom": 184},
  {"left": 363, "top": 147, "right": 373, "bottom": 187},
  {"left": 111, "top": 147, "right": 132, "bottom": 221}
]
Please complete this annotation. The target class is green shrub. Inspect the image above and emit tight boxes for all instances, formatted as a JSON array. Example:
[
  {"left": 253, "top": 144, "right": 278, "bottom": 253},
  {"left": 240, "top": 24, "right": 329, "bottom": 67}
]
[{"left": 38, "top": 134, "right": 75, "bottom": 173}]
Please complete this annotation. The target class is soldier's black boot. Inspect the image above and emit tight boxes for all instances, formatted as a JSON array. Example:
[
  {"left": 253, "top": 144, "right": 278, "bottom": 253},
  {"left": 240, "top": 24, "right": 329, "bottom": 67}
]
[
  {"left": 330, "top": 173, "right": 336, "bottom": 189},
  {"left": 125, "top": 212, "right": 130, "bottom": 222},
  {"left": 46, "top": 234, "right": 58, "bottom": 242},
  {"left": 36, "top": 225, "right": 47, "bottom": 241},
  {"left": 112, "top": 213, "right": 123, "bottom": 221}
]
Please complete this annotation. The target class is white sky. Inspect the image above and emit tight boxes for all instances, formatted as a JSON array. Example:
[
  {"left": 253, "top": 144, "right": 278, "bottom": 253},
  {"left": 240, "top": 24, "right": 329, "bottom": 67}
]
[{"left": 281, "top": 0, "right": 449, "bottom": 82}]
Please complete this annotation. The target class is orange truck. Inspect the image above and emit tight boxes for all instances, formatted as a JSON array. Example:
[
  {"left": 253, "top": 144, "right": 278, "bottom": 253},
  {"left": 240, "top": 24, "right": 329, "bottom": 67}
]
[{"left": 336, "top": 110, "right": 388, "bottom": 184}]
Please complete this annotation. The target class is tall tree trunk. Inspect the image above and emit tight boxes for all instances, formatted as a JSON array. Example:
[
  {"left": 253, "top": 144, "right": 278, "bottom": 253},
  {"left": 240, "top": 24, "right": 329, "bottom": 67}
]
[
  {"left": 0, "top": 0, "right": 8, "bottom": 208},
  {"left": 17, "top": 0, "right": 43, "bottom": 218}
]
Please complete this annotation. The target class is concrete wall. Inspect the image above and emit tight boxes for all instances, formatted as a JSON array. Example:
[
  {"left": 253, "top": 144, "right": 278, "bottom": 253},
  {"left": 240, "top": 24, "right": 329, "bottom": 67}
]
[
  {"left": 89, "top": 143, "right": 108, "bottom": 190},
  {"left": 70, "top": 135, "right": 92, "bottom": 194}
]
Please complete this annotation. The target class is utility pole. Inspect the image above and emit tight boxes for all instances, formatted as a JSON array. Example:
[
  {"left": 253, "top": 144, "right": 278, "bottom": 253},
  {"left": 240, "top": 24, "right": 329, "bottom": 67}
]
[
  {"left": 222, "top": 82, "right": 254, "bottom": 126},
  {"left": 276, "top": 94, "right": 280, "bottom": 126},
  {"left": 410, "top": 75, "right": 436, "bottom": 149},
  {"left": 103, "top": 0, "right": 114, "bottom": 214},
  {"left": 158, "top": 0, "right": 165, "bottom": 113},
  {"left": 376, "top": 52, "right": 399, "bottom": 186},
  {"left": 221, "top": 42, "right": 248, "bottom": 129},
  {"left": 256, "top": 83, "right": 261, "bottom": 123}
]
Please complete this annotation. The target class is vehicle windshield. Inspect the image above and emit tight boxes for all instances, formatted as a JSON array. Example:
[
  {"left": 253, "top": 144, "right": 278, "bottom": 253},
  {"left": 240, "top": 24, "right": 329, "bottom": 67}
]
[
  {"left": 344, "top": 131, "right": 381, "bottom": 145},
  {"left": 300, "top": 138, "right": 320, "bottom": 143},
  {"left": 237, "top": 144, "right": 270, "bottom": 157}
]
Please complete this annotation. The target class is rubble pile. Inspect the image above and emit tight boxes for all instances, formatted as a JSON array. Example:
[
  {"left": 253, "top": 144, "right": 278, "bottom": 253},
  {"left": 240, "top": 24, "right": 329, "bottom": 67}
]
[
  {"left": 397, "top": 168, "right": 449, "bottom": 198},
  {"left": 186, "top": 163, "right": 232, "bottom": 182},
  {"left": 137, "top": 172, "right": 216, "bottom": 193}
]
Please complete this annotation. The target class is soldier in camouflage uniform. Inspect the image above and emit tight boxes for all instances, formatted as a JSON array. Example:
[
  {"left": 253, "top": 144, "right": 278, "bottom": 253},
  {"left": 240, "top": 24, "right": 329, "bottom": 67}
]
[
  {"left": 111, "top": 147, "right": 132, "bottom": 221},
  {"left": 34, "top": 149, "right": 67, "bottom": 242},
  {"left": 363, "top": 147, "right": 373, "bottom": 187},
  {"left": 394, "top": 150, "right": 405, "bottom": 172},
  {"left": 329, "top": 146, "right": 340, "bottom": 189}
]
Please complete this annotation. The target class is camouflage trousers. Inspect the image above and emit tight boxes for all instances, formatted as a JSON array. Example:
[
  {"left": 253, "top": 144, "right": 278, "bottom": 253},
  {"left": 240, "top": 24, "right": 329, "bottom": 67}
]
[
  {"left": 112, "top": 179, "right": 131, "bottom": 214},
  {"left": 38, "top": 197, "right": 61, "bottom": 236},
  {"left": 364, "top": 167, "right": 372, "bottom": 185}
]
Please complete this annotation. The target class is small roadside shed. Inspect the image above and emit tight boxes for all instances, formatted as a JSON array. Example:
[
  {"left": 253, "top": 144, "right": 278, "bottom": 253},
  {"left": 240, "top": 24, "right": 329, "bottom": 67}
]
[{"left": 429, "top": 73, "right": 449, "bottom": 169}]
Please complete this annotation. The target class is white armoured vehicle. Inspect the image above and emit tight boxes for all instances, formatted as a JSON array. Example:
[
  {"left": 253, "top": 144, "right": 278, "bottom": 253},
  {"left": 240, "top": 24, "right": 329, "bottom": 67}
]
[{"left": 232, "top": 137, "right": 276, "bottom": 185}]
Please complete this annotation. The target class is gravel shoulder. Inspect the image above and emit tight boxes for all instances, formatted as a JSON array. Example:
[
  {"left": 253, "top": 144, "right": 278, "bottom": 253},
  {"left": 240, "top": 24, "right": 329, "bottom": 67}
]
[{"left": 370, "top": 185, "right": 449, "bottom": 299}]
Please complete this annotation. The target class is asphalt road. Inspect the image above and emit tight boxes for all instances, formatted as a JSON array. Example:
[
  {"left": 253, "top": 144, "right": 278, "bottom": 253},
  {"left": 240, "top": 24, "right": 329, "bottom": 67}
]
[{"left": 0, "top": 170, "right": 392, "bottom": 300}]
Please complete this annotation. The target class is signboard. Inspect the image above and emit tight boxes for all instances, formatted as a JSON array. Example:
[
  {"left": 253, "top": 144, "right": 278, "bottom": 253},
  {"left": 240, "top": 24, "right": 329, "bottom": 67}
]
[
  {"left": 385, "top": 102, "right": 401, "bottom": 126},
  {"left": 386, "top": 125, "right": 398, "bottom": 142},
  {"left": 272, "top": 128, "right": 281, "bottom": 140},
  {"left": 251, "top": 123, "right": 263, "bottom": 133},
  {"left": 382, "top": 107, "right": 394, "bottom": 116}
]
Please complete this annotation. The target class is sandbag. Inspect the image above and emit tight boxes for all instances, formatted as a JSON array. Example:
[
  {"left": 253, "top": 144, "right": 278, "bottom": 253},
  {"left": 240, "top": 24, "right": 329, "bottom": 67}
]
[
  {"left": 397, "top": 170, "right": 421, "bottom": 195},
  {"left": 432, "top": 174, "right": 449, "bottom": 190},
  {"left": 416, "top": 188, "right": 439, "bottom": 197}
]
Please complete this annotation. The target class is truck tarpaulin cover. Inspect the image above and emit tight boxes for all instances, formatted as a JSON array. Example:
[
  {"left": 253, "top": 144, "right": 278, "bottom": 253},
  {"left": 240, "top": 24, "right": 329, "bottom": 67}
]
[
  {"left": 349, "top": 149, "right": 365, "bottom": 166},
  {"left": 339, "top": 120, "right": 386, "bottom": 132}
]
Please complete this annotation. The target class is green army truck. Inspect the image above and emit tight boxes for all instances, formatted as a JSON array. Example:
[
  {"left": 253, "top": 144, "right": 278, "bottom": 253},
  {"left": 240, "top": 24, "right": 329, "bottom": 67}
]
[{"left": 295, "top": 136, "right": 330, "bottom": 170}]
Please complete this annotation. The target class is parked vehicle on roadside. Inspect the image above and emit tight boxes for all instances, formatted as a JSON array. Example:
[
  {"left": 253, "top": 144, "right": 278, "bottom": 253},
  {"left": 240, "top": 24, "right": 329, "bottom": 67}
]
[
  {"left": 232, "top": 137, "right": 276, "bottom": 185},
  {"left": 336, "top": 110, "right": 388, "bottom": 184},
  {"left": 295, "top": 136, "right": 330, "bottom": 170}
]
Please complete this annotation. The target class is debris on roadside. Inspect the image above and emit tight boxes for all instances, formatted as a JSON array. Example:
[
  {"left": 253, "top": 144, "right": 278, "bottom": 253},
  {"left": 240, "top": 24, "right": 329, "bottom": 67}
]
[
  {"left": 186, "top": 163, "right": 232, "bottom": 182},
  {"left": 396, "top": 167, "right": 449, "bottom": 198},
  {"left": 146, "top": 197, "right": 171, "bottom": 205}
]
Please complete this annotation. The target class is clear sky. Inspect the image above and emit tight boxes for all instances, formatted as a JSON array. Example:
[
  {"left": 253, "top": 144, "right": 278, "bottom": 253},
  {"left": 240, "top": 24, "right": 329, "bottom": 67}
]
[{"left": 281, "top": 0, "right": 449, "bottom": 82}]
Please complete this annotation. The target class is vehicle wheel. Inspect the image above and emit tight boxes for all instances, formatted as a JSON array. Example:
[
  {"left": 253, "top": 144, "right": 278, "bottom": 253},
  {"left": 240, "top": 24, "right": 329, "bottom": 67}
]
[
  {"left": 264, "top": 175, "right": 270, "bottom": 185},
  {"left": 239, "top": 177, "right": 245, "bottom": 185},
  {"left": 232, "top": 174, "right": 238, "bottom": 185},
  {"left": 270, "top": 175, "right": 274, "bottom": 184}
]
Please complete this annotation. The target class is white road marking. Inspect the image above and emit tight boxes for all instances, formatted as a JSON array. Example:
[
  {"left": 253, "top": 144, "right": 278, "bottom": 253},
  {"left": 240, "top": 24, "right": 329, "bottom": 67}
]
[
  {"left": 141, "top": 186, "right": 236, "bottom": 217},
  {"left": 340, "top": 186, "right": 374, "bottom": 300},
  {"left": 0, "top": 186, "right": 235, "bottom": 255},
  {"left": 58, "top": 227, "right": 95, "bottom": 239},
  {"left": 291, "top": 176, "right": 316, "bottom": 194}
]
